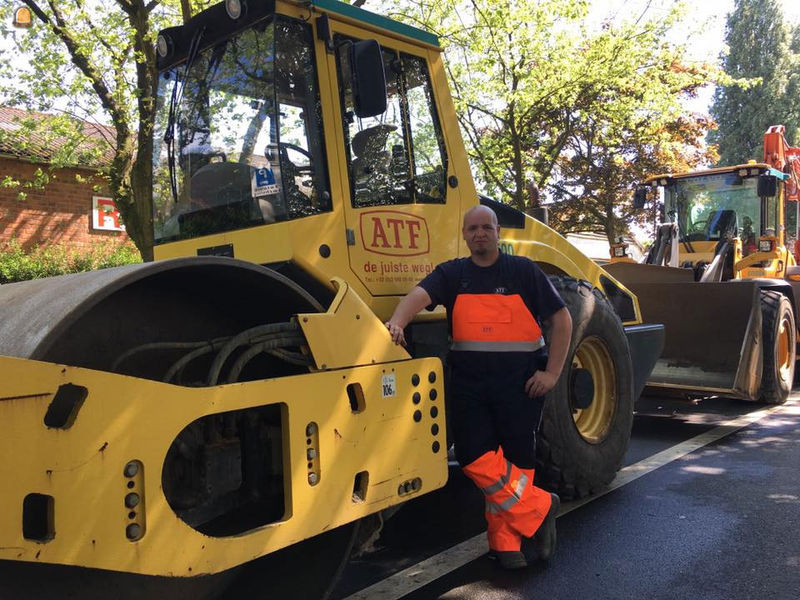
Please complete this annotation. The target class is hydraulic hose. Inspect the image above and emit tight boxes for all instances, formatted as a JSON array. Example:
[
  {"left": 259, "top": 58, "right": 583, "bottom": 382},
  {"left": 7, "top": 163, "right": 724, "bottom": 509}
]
[{"left": 207, "top": 322, "right": 305, "bottom": 386}]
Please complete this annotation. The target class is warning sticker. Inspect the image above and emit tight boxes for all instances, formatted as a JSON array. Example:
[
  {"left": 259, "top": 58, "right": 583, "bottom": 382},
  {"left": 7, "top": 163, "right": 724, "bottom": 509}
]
[
  {"left": 381, "top": 373, "right": 397, "bottom": 399},
  {"left": 252, "top": 167, "right": 280, "bottom": 197}
]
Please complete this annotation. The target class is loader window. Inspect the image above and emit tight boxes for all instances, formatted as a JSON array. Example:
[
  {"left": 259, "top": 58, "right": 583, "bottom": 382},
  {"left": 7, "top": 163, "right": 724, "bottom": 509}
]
[
  {"left": 153, "top": 17, "right": 330, "bottom": 243},
  {"left": 665, "top": 173, "right": 761, "bottom": 244},
  {"left": 336, "top": 37, "right": 447, "bottom": 207}
]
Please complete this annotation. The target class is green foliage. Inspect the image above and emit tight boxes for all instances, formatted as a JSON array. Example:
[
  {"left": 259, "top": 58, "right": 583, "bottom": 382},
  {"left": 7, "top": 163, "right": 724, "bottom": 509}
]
[
  {"left": 0, "top": 239, "right": 142, "bottom": 284},
  {"left": 387, "top": 0, "right": 724, "bottom": 241},
  {"left": 0, "top": 1, "right": 215, "bottom": 260},
  {"left": 709, "top": 0, "right": 800, "bottom": 164},
  {"left": 1, "top": 166, "right": 54, "bottom": 201},
  {"left": 0, "top": 110, "right": 108, "bottom": 170}
]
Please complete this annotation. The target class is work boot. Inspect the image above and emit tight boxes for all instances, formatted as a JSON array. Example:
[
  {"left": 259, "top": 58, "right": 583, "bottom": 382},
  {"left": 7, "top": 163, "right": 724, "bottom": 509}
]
[
  {"left": 522, "top": 492, "right": 560, "bottom": 563},
  {"left": 488, "top": 550, "right": 528, "bottom": 570}
]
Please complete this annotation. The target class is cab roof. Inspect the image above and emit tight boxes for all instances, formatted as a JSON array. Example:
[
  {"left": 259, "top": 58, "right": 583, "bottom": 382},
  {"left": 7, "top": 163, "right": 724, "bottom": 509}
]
[
  {"left": 313, "top": 0, "right": 439, "bottom": 48},
  {"left": 643, "top": 163, "right": 788, "bottom": 185},
  {"left": 157, "top": 0, "right": 439, "bottom": 71}
]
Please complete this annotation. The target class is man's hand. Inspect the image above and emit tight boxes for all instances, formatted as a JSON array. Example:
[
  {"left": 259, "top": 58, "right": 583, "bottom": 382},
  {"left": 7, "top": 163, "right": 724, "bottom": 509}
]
[
  {"left": 384, "top": 287, "right": 433, "bottom": 347},
  {"left": 385, "top": 321, "right": 407, "bottom": 346},
  {"left": 524, "top": 369, "right": 559, "bottom": 398},
  {"left": 526, "top": 306, "right": 572, "bottom": 398}
]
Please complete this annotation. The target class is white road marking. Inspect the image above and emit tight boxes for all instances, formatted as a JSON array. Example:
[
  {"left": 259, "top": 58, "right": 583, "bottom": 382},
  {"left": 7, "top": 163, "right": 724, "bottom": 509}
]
[{"left": 341, "top": 397, "right": 798, "bottom": 600}]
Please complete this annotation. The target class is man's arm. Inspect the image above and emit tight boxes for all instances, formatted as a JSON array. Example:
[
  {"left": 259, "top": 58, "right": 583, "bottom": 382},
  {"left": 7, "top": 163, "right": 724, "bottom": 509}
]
[
  {"left": 385, "top": 286, "right": 433, "bottom": 345},
  {"left": 524, "top": 306, "right": 572, "bottom": 398}
]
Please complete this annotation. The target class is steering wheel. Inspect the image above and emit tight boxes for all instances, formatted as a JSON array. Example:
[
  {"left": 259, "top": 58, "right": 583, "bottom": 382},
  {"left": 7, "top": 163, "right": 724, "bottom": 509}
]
[
  {"left": 688, "top": 219, "right": 708, "bottom": 234},
  {"left": 266, "top": 143, "right": 313, "bottom": 174}
]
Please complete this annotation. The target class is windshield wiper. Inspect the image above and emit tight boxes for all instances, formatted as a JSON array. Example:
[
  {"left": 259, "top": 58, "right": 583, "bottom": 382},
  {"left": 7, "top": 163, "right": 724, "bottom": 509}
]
[{"left": 164, "top": 27, "right": 207, "bottom": 204}]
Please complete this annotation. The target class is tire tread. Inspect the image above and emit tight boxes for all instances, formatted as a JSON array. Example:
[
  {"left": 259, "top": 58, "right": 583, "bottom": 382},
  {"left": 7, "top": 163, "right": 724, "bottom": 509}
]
[{"left": 535, "top": 276, "right": 634, "bottom": 500}]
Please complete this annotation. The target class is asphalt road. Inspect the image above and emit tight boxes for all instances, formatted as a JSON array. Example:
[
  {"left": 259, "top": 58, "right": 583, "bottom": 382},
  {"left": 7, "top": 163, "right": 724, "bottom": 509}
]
[{"left": 332, "top": 393, "right": 800, "bottom": 600}]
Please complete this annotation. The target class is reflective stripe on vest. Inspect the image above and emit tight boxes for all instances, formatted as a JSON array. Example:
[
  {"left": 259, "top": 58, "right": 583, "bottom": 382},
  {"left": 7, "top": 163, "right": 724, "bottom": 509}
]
[
  {"left": 451, "top": 293, "right": 543, "bottom": 352},
  {"left": 450, "top": 340, "right": 544, "bottom": 352}
]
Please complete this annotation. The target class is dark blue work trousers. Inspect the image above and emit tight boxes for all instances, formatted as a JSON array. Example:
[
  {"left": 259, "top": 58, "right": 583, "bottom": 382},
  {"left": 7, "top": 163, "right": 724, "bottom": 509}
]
[{"left": 447, "top": 350, "right": 547, "bottom": 469}]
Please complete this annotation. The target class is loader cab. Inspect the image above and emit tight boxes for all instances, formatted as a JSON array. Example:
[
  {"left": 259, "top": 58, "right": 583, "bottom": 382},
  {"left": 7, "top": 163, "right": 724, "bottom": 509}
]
[{"left": 643, "top": 164, "right": 796, "bottom": 280}]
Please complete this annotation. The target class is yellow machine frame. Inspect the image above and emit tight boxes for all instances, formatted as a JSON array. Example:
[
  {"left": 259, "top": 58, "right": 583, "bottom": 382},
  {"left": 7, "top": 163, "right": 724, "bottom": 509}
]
[{"left": 0, "top": 280, "right": 445, "bottom": 575}]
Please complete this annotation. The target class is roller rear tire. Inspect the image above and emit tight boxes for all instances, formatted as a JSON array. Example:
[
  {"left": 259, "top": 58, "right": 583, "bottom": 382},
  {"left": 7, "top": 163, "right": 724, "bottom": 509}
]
[{"left": 536, "top": 277, "right": 635, "bottom": 500}]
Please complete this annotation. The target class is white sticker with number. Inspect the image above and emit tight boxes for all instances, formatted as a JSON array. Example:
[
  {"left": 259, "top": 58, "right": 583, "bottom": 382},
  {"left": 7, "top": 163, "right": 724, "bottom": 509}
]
[{"left": 381, "top": 373, "right": 397, "bottom": 398}]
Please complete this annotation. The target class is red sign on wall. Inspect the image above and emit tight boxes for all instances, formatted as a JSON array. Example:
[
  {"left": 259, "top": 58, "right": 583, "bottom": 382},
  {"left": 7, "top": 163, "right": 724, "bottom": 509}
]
[
  {"left": 92, "top": 196, "right": 125, "bottom": 232},
  {"left": 359, "top": 210, "right": 430, "bottom": 257}
]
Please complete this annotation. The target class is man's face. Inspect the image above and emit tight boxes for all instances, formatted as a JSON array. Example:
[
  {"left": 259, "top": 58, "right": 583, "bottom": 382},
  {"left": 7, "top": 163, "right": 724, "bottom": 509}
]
[{"left": 462, "top": 209, "right": 500, "bottom": 257}]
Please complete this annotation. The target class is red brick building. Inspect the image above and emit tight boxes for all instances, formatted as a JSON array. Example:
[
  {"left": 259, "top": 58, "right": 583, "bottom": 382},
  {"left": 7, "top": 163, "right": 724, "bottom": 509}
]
[{"left": 0, "top": 106, "right": 129, "bottom": 251}]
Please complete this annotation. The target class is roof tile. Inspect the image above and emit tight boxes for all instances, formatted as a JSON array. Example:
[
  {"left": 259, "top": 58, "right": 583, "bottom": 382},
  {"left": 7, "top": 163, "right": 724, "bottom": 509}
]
[{"left": 0, "top": 105, "right": 116, "bottom": 168}]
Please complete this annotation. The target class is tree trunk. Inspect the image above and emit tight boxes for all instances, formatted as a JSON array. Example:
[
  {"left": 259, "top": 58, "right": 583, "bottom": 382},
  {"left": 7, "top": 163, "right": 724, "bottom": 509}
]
[{"left": 128, "top": 0, "right": 157, "bottom": 261}]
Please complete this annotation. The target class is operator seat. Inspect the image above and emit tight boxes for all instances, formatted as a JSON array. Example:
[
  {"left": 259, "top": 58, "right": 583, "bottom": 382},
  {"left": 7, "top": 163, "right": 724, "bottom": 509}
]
[
  {"left": 350, "top": 124, "right": 396, "bottom": 205},
  {"left": 708, "top": 209, "right": 738, "bottom": 240}
]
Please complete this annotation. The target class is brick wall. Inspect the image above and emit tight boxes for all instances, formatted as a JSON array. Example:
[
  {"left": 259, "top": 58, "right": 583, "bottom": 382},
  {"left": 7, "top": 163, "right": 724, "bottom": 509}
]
[{"left": 0, "top": 156, "right": 130, "bottom": 251}]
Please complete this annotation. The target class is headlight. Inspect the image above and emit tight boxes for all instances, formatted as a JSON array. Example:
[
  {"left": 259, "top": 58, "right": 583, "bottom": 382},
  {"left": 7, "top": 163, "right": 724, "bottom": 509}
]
[
  {"left": 613, "top": 246, "right": 626, "bottom": 257},
  {"left": 225, "top": 0, "right": 246, "bottom": 20},
  {"left": 759, "top": 239, "right": 773, "bottom": 252},
  {"left": 156, "top": 34, "right": 172, "bottom": 58}
]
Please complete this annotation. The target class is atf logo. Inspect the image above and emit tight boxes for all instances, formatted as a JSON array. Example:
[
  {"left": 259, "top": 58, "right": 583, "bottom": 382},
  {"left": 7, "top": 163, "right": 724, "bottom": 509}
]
[{"left": 360, "top": 210, "right": 430, "bottom": 257}]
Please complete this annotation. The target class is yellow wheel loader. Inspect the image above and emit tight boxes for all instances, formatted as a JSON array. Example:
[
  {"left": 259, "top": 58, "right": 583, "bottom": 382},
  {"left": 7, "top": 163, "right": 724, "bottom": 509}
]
[
  {"left": 0, "top": 1, "right": 662, "bottom": 597},
  {"left": 606, "top": 125, "right": 800, "bottom": 404}
]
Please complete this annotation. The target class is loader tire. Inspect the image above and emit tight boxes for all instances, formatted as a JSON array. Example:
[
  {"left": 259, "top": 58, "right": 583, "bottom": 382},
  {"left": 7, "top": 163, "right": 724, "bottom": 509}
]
[
  {"left": 535, "top": 277, "right": 635, "bottom": 500},
  {"left": 758, "top": 290, "right": 795, "bottom": 404}
]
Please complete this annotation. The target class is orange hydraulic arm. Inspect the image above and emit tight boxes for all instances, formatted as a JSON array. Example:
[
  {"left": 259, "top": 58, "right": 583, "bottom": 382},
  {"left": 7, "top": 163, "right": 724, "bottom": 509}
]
[{"left": 763, "top": 125, "right": 800, "bottom": 201}]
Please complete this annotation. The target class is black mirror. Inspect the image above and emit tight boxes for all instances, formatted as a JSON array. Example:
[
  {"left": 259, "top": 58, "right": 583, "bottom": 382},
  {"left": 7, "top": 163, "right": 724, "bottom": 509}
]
[
  {"left": 350, "top": 40, "right": 387, "bottom": 118},
  {"left": 633, "top": 186, "right": 648, "bottom": 210},
  {"left": 757, "top": 174, "right": 778, "bottom": 197}
]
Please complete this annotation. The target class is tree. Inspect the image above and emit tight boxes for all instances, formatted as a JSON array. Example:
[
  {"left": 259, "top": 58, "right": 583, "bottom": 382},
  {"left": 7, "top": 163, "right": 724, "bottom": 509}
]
[
  {"left": 550, "top": 115, "right": 718, "bottom": 242},
  {"left": 709, "top": 0, "right": 798, "bottom": 165},
  {"left": 547, "top": 16, "right": 721, "bottom": 241},
  {"left": 0, "top": 1, "right": 204, "bottom": 261},
  {"left": 785, "top": 24, "right": 800, "bottom": 143},
  {"left": 388, "top": 0, "right": 722, "bottom": 242}
]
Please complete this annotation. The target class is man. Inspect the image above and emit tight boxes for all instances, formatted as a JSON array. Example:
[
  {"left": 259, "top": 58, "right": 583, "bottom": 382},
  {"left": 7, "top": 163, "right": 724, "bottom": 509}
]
[{"left": 385, "top": 205, "right": 572, "bottom": 569}]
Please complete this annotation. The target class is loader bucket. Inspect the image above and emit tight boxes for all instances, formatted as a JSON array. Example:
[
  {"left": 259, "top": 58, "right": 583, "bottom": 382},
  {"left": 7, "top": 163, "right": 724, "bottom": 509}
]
[{"left": 604, "top": 262, "right": 762, "bottom": 400}]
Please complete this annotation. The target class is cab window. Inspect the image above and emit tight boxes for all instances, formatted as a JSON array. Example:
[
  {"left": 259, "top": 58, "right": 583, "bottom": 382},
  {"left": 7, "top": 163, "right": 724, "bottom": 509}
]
[
  {"left": 785, "top": 195, "right": 798, "bottom": 249},
  {"left": 152, "top": 17, "right": 330, "bottom": 243},
  {"left": 402, "top": 53, "right": 447, "bottom": 203},
  {"left": 336, "top": 38, "right": 447, "bottom": 208}
]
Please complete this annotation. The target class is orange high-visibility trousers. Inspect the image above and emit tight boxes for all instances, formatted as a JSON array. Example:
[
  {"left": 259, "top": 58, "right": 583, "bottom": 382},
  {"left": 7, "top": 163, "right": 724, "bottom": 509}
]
[{"left": 462, "top": 446, "right": 553, "bottom": 551}]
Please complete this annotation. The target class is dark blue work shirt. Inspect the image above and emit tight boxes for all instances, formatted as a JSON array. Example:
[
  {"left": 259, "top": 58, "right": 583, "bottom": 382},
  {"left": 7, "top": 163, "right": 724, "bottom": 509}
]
[{"left": 418, "top": 252, "right": 565, "bottom": 374}]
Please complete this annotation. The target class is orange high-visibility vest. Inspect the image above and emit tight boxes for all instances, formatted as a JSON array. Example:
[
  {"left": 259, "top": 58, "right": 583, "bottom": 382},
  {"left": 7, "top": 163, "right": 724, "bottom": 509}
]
[{"left": 451, "top": 293, "right": 544, "bottom": 352}]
